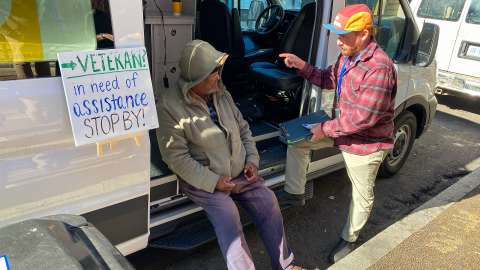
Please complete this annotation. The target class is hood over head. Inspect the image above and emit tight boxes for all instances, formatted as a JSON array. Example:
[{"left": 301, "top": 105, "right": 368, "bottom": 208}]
[{"left": 178, "top": 40, "right": 228, "bottom": 102}]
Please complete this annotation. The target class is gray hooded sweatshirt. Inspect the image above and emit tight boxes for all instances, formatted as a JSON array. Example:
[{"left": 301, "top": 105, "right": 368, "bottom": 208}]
[{"left": 156, "top": 40, "right": 259, "bottom": 193}]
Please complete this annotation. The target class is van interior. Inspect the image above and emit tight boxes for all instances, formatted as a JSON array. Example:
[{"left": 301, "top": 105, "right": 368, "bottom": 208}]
[
  {"left": 147, "top": 0, "right": 319, "bottom": 186},
  {"left": 141, "top": 0, "right": 325, "bottom": 248}
]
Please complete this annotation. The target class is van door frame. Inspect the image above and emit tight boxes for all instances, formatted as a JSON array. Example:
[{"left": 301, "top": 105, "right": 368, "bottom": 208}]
[{"left": 303, "top": 0, "right": 345, "bottom": 176}]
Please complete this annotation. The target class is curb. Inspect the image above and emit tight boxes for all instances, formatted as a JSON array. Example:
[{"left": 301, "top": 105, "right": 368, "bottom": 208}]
[{"left": 327, "top": 167, "right": 480, "bottom": 270}]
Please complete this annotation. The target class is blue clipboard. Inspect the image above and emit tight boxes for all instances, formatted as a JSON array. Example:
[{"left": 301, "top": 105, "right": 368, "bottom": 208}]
[{"left": 279, "top": 111, "right": 331, "bottom": 145}]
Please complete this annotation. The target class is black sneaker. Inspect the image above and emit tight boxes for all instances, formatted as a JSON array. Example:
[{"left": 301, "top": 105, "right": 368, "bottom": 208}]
[
  {"left": 328, "top": 238, "right": 356, "bottom": 264},
  {"left": 276, "top": 190, "right": 306, "bottom": 208}
]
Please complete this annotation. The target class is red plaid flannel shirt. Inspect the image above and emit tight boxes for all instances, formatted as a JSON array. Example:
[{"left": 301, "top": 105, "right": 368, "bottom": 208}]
[{"left": 298, "top": 41, "right": 397, "bottom": 155}]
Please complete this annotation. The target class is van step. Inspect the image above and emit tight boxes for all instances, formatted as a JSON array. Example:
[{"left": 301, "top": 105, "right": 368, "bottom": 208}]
[{"left": 149, "top": 217, "right": 216, "bottom": 250}]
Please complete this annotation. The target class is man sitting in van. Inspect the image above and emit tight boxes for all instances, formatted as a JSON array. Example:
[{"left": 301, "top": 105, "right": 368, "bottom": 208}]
[{"left": 156, "top": 40, "right": 296, "bottom": 270}]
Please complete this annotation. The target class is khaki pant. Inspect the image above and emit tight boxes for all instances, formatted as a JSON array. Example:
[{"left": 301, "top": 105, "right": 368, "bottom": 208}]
[
  {"left": 340, "top": 150, "right": 387, "bottom": 242},
  {"left": 284, "top": 143, "right": 387, "bottom": 242}
]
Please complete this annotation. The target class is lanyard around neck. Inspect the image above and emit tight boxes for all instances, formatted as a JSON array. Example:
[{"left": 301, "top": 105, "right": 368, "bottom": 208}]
[
  {"left": 336, "top": 56, "right": 350, "bottom": 97},
  {"left": 336, "top": 53, "right": 363, "bottom": 97}
]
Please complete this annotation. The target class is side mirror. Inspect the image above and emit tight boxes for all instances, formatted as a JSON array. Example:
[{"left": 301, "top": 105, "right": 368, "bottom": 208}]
[{"left": 414, "top": 23, "right": 440, "bottom": 67}]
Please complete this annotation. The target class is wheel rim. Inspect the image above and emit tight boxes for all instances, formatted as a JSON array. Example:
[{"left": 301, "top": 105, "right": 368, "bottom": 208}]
[{"left": 387, "top": 124, "right": 412, "bottom": 167}]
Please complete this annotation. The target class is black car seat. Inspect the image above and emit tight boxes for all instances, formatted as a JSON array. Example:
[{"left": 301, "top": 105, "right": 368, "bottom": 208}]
[
  {"left": 249, "top": 3, "right": 316, "bottom": 91},
  {"left": 199, "top": 0, "right": 233, "bottom": 54}
]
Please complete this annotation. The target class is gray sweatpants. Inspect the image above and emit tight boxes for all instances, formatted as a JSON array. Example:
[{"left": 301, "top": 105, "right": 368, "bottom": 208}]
[{"left": 180, "top": 177, "right": 294, "bottom": 270}]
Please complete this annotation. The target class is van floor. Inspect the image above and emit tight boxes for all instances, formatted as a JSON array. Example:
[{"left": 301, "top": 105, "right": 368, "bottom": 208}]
[
  {"left": 256, "top": 138, "right": 287, "bottom": 170},
  {"left": 150, "top": 85, "right": 295, "bottom": 179},
  {"left": 149, "top": 123, "right": 287, "bottom": 180},
  {"left": 233, "top": 92, "right": 299, "bottom": 125}
]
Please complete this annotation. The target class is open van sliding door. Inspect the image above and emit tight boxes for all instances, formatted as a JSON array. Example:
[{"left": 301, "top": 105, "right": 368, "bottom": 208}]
[
  {"left": 302, "top": 0, "right": 346, "bottom": 178},
  {"left": 0, "top": 0, "right": 149, "bottom": 255}
]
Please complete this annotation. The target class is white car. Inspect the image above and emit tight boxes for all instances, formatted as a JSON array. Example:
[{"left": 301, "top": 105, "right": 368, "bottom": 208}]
[{"left": 0, "top": 0, "right": 438, "bottom": 255}]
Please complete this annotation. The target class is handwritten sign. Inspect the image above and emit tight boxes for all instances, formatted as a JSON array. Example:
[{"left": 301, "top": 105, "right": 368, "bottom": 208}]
[{"left": 58, "top": 47, "right": 159, "bottom": 146}]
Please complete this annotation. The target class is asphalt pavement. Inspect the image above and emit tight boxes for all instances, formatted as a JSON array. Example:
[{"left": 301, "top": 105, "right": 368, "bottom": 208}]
[
  {"left": 330, "top": 168, "right": 480, "bottom": 270},
  {"left": 128, "top": 93, "right": 480, "bottom": 270},
  {"left": 368, "top": 176, "right": 480, "bottom": 270}
]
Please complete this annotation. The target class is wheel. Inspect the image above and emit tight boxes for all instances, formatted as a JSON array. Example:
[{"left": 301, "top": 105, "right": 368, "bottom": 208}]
[{"left": 379, "top": 111, "right": 417, "bottom": 177}]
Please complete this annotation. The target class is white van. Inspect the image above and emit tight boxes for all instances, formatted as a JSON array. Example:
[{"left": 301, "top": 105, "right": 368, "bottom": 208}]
[
  {"left": 0, "top": 0, "right": 438, "bottom": 255},
  {"left": 410, "top": 0, "right": 480, "bottom": 97}
]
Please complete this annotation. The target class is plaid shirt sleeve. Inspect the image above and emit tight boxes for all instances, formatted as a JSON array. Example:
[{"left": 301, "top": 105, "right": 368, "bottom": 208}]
[
  {"left": 297, "top": 63, "right": 337, "bottom": 90},
  {"left": 321, "top": 67, "right": 395, "bottom": 138}
]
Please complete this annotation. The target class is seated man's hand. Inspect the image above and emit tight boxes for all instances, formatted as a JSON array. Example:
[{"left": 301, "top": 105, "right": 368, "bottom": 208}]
[
  {"left": 216, "top": 176, "right": 235, "bottom": 192},
  {"left": 244, "top": 162, "right": 258, "bottom": 182},
  {"left": 310, "top": 124, "right": 325, "bottom": 142}
]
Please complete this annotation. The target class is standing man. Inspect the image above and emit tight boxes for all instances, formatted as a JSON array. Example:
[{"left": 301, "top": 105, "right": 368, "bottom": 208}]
[{"left": 278, "top": 4, "right": 397, "bottom": 263}]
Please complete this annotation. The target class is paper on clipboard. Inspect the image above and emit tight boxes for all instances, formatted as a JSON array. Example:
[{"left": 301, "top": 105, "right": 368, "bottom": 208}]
[{"left": 302, "top": 123, "right": 318, "bottom": 130}]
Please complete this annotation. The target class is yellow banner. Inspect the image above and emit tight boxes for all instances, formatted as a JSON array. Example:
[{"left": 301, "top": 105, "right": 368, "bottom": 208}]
[
  {"left": 0, "top": 0, "right": 43, "bottom": 63},
  {"left": 0, "top": 0, "right": 96, "bottom": 63}
]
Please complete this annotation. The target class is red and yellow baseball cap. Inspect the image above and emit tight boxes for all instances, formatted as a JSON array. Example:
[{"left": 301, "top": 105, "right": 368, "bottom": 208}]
[{"left": 323, "top": 4, "right": 373, "bottom": 35}]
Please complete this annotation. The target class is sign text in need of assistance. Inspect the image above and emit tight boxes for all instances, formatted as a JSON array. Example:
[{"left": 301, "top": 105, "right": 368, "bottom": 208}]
[{"left": 59, "top": 47, "right": 159, "bottom": 146}]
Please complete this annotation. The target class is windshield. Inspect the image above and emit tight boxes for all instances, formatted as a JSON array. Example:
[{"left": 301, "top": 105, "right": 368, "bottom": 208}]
[
  {"left": 417, "top": 0, "right": 467, "bottom": 22},
  {"left": 346, "top": 0, "right": 378, "bottom": 11},
  {"left": 466, "top": 0, "right": 480, "bottom": 24},
  {"left": 276, "top": 0, "right": 315, "bottom": 11}
]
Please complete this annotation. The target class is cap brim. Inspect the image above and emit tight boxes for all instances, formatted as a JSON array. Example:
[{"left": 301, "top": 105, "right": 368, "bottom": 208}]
[
  {"left": 323, "top": 23, "right": 352, "bottom": 35},
  {"left": 217, "top": 54, "right": 229, "bottom": 66}
]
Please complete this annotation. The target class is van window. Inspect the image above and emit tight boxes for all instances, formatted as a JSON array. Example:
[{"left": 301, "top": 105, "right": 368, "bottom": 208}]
[
  {"left": 346, "top": 0, "right": 406, "bottom": 59},
  {"left": 240, "top": 0, "right": 268, "bottom": 31},
  {"left": 466, "top": 1, "right": 480, "bottom": 24},
  {"left": 377, "top": 0, "right": 406, "bottom": 58},
  {"left": 417, "top": 0, "right": 466, "bottom": 21},
  {"left": 346, "top": 0, "right": 379, "bottom": 11},
  {"left": 279, "top": 0, "right": 316, "bottom": 11},
  {"left": 0, "top": 0, "right": 113, "bottom": 81}
]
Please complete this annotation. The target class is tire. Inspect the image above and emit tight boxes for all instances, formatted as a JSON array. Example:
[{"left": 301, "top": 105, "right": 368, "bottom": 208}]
[{"left": 379, "top": 111, "right": 417, "bottom": 178}]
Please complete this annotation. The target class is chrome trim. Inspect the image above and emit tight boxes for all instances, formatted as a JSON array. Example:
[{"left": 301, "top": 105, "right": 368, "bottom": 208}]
[
  {"left": 259, "top": 164, "right": 285, "bottom": 176},
  {"left": 150, "top": 175, "right": 177, "bottom": 188},
  {"left": 149, "top": 197, "right": 173, "bottom": 207},
  {"left": 150, "top": 204, "right": 202, "bottom": 228},
  {"left": 253, "top": 131, "right": 281, "bottom": 142}
]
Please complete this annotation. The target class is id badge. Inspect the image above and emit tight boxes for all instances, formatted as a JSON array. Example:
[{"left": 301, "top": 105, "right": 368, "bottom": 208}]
[{"left": 334, "top": 108, "right": 341, "bottom": 118}]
